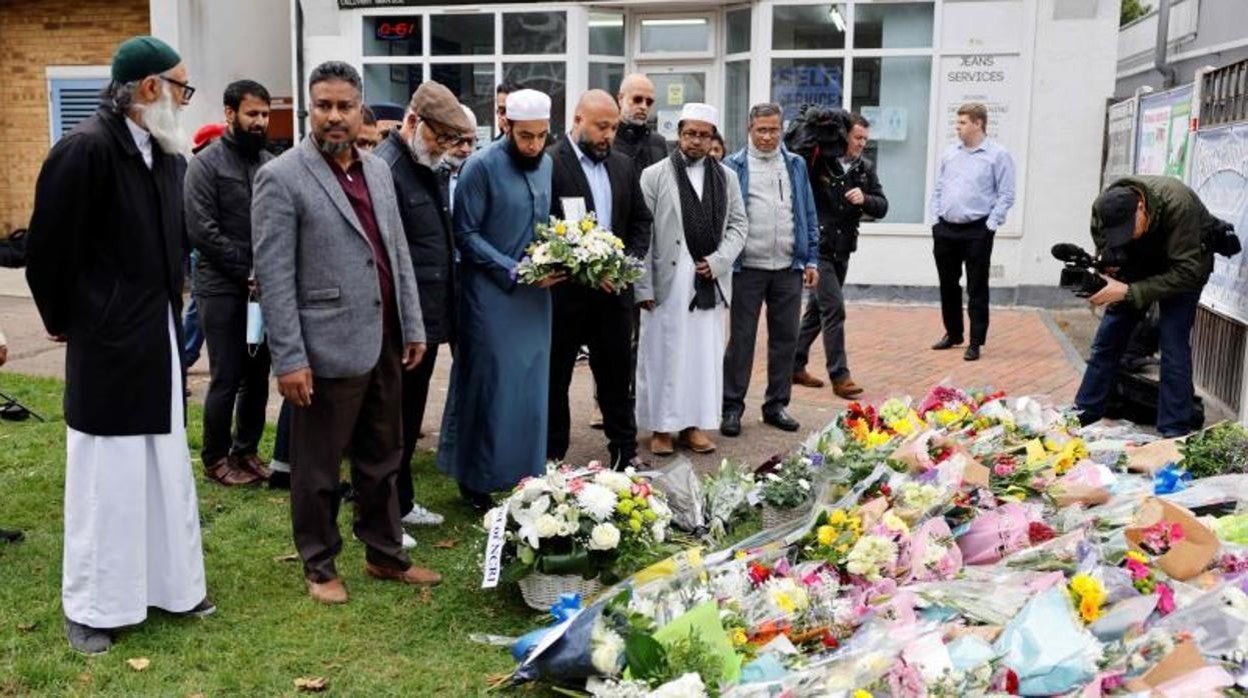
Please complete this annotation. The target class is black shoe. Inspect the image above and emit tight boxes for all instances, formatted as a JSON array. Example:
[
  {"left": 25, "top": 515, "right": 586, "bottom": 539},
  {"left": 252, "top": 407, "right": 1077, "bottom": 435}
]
[
  {"left": 963, "top": 345, "right": 981, "bottom": 361},
  {"left": 65, "top": 618, "right": 112, "bottom": 656},
  {"left": 458, "top": 485, "right": 494, "bottom": 513},
  {"left": 763, "top": 409, "right": 800, "bottom": 432},
  {"left": 931, "top": 335, "right": 964, "bottom": 350},
  {"left": 720, "top": 411, "right": 742, "bottom": 437},
  {"left": 268, "top": 471, "right": 291, "bottom": 490},
  {"left": 0, "top": 528, "right": 23, "bottom": 543},
  {"left": 171, "top": 597, "right": 216, "bottom": 618}
]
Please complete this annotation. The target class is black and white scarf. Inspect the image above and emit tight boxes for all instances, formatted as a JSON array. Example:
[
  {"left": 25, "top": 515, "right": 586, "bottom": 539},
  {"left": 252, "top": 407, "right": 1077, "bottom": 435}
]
[{"left": 670, "top": 150, "right": 726, "bottom": 311}]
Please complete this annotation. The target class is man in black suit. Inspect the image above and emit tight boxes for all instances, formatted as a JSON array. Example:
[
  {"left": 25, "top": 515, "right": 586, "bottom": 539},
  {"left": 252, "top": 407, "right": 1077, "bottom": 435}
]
[{"left": 547, "top": 90, "right": 653, "bottom": 468}]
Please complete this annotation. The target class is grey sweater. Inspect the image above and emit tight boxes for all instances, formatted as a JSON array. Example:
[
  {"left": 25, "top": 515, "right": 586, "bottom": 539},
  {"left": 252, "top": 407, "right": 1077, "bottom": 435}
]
[{"left": 740, "top": 145, "right": 796, "bottom": 270}]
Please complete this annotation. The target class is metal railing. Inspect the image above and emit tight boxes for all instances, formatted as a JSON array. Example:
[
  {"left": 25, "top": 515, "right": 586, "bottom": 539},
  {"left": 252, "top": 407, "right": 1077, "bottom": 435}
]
[
  {"left": 1200, "top": 59, "right": 1248, "bottom": 128},
  {"left": 1192, "top": 305, "right": 1245, "bottom": 415}
]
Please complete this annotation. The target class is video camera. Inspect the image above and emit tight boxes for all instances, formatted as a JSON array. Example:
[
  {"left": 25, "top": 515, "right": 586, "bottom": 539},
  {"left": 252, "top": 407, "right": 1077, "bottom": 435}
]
[
  {"left": 1051, "top": 243, "right": 1110, "bottom": 298},
  {"left": 783, "top": 104, "right": 851, "bottom": 161}
]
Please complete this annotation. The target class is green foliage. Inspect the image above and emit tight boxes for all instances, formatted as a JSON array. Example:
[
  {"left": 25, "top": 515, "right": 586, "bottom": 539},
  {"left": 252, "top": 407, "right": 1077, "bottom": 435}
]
[
  {"left": 659, "top": 628, "right": 726, "bottom": 697},
  {"left": 1179, "top": 422, "right": 1248, "bottom": 478},
  {"left": 1121, "top": 0, "right": 1151, "bottom": 26},
  {"left": 758, "top": 453, "right": 814, "bottom": 509}
]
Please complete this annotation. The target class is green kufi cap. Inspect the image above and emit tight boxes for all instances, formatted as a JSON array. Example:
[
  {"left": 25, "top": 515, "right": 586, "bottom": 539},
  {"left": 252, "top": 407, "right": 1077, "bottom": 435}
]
[{"left": 111, "top": 36, "right": 181, "bottom": 84}]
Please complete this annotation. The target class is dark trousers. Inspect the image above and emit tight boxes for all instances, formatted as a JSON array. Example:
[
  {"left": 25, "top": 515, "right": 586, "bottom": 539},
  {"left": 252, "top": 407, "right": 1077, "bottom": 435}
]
[
  {"left": 274, "top": 399, "right": 291, "bottom": 464},
  {"left": 291, "top": 334, "right": 409, "bottom": 582},
  {"left": 794, "top": 255, "right": 851, "bottom": 380},
  {"left": 933, "top": 219, "right": 994, "bottom": 346},
  {"left": 182, "top": 250, "right": 204, "bottom": 366},
  {"left": 548, "top": 284, "right": 637, "bottom": 466},
  {"left": 723, "top": 268, "right": 804, "bottom": 416},
  {"left": 1075, "top": 292, "right": 1200, "bottom": 437},
  {"left": 197, "top": 293, "right": 270, "bottom": 466},
  {"left": 398, "top": 343, "right": 441, "bottom": 516}
]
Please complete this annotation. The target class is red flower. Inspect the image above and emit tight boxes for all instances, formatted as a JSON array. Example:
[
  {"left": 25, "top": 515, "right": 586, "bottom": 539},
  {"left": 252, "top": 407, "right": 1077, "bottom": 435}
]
[
  {"left": 748, "top": 562, "right": 772, "bottom": 586},
  {"left": 1028, "top": 522, "right": 1056, "bottom": 545},
  {"left": 1005, "top": 669, "right": 1019, "bottom": 694},
  {"left": 821, "top": 632, "right": 839, "bottom": 648}
]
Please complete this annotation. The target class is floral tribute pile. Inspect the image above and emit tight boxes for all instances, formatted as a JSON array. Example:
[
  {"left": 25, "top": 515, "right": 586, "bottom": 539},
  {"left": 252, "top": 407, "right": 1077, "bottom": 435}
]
[
  {"left": 514, "top": 213, "right": 644, "bottom": 290},
  {"left": 491, "top": 385, "right": 1248, "bottom": 697}
]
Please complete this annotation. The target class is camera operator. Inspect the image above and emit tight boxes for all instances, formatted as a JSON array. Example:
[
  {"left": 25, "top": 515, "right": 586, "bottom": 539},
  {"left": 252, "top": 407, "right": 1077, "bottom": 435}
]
[
  {"left": 1075, "top": 176, "right": 1219, "bottom": 438},
  {"left": 791, "top": 113, "right": 887, "bottom": 398}
]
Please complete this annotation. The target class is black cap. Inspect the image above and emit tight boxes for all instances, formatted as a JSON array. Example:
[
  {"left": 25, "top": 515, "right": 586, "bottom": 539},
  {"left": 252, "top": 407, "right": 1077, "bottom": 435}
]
[
  {"left": 1095, "top": 186, "right": 1140, "bottom": 248},
  {"left": 369, "top": 102, "right": 406, "bottom": 123}
]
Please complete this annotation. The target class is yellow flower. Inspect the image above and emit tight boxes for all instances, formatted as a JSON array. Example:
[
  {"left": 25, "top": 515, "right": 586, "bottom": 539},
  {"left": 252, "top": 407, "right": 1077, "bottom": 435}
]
[
  {"left": 1070, "top": 573, "right": 1099, "bottom": 598},
  {"left": 734, "top": 550, "right": 748, "bottom": 560},
  {"left": 1126, "top": 551, "right": 1149, "bottom": 564},
  {"left": 828, "top": 509, "right": 848, "bottom": 526},
  {"left": 580, "top": 218, "right": 594, "bottom": 232},
  {"left": 554, "top": 222, "right": 567, "bottom": 236},
  {"left": 1025, "top": 439, "right": 1049, "bottom": 467},
  {"left": 817, "top": 525, "right": 837, "bottom": 546},
  {"left": 864, "top": 429, "right": 892, "bottom": 449},
  {"left": 853, "top": 691, "right": 873, "bottom": 698},
  {"left": 889, "top": 418, "right": 915, "bottom": 436},
  {"left": 1079, "top": 596, "right": 1102, "bottom": 623},
  {"left": 773, "top": 592, "right": 795, "bottom": 614},
  {"left": 881, "top": 511, "right": 909, "bottom": 535},
  {"left": 731, "top": 628, "right": 748, "bottom": 646},
  {"left": 613, "top": 237, "right": 624, "bottom": 249}
]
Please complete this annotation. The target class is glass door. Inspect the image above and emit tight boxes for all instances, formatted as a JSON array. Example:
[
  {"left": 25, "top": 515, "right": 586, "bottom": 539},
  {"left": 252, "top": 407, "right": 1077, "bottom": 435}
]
[{"left": 640, "top": 64, "right": 716, "bottom": 145}]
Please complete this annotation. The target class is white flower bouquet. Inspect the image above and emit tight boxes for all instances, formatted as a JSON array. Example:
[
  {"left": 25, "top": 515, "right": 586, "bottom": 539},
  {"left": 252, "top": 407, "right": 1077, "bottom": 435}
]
[
  {"left": 487, "top": 463, "right": 673, "bottom": 586},
  {"left": 514, "top": 213, "right": 644, "bottom": 291}
]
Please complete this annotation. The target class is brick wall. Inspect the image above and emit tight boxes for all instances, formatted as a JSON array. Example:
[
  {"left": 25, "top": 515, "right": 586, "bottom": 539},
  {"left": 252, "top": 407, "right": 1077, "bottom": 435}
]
[{"left": 0, "top": 0, "right": 149, "bottom": 235}]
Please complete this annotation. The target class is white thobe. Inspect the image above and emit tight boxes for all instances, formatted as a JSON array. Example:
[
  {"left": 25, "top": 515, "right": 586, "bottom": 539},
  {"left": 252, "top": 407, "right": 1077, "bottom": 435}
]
[
  {"left": 635, "top": 159, "right": 727, "bottom": 433},
  {"left": 62, "top": 118, "right": 206, "bottom": 628}
]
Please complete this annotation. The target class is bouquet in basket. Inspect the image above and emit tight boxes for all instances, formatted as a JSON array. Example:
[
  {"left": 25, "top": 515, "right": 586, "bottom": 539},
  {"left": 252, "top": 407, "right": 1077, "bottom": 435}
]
[
  {"left": 489, "top": 463, "right": 673, "bottom": 585},
  {"left": 513, "top": 213, "right": 644, "bottom": 291}
]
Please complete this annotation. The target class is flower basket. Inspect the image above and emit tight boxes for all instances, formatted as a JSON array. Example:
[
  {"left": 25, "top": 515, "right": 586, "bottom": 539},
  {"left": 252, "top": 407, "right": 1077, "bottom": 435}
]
[
  {"left": 762, "top": 502, "right": 811, "bottom": 530},
  {"left": 518, "top": 572, "right": 603, "bottom": 611}
]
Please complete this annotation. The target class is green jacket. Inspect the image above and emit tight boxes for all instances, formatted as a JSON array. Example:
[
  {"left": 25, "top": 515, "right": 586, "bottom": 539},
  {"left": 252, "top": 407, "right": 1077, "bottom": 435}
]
[{"left": 1091, "top": 175, "right": 1215, "bottom": 311}]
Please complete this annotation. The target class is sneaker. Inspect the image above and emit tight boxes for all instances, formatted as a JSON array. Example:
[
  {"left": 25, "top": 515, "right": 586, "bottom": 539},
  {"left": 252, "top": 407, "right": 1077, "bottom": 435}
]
[
  {"left": 401, "top": 532, "right": 417, "bottom": 550},
  {"left": 401, "top": 503, "right": 445, "bottom": 527}
]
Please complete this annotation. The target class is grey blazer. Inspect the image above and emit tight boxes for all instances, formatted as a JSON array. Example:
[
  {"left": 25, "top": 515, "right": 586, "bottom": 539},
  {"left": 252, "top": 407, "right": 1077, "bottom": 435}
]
[
  {"left": 634, "top": 157, "right": 748, "bottom": 307},
  {"left": 252, "top": 136, "right": 424, "bottom": 378}
]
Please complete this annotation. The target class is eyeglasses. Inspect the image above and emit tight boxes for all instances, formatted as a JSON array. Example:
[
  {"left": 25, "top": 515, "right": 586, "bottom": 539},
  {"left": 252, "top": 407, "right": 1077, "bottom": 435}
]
[
  {"left": 630, "top": 95, "right": 656, "bottom": 107},
  {"left": 426, "top": 122, "right": 474, "bottom": 147},
  {"left": 160, "top": 75, "right": 196, "bottom": 102},
  {"left": 679, "top": 130, "right": 715, "bottom": 141}
]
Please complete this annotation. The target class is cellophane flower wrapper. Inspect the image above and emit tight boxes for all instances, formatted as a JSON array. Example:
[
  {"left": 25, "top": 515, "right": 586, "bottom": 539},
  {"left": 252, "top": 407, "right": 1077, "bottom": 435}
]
[
  {"left": 515, "top": 214, "right": 643, "bottom": 289},
  {"left": 1003, "top": 527, "right": 1091, "bottom": 574},
  {"left": 900, "top": 517, "right": 962, "bottom": 583},
  {"left": 993, "top": 586, "right": 1102, "bottom": 695},
  {"left": 644, "top": 458, "right": 706, "bottom": 533},
  {"left": 1162, "top": 474, "right": 1248, "bottom": 512},
  {"left": 1089, "top": 593, "right": 1160, "bottom": 641},
  {"left": 956, "top": 501, "right": 1043, "bottom": 565},
  {"left": 1158, "top": 582, "right": 1248, "bottom": 659}
]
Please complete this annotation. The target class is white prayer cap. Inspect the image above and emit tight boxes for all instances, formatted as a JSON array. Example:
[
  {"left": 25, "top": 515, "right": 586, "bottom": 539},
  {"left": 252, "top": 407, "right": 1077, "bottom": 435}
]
[
  {"left": 504, "top": 89, "right": 551, "bottom": 121},
  {"left": 678, "top": 102, "right": 719, "bottom": 129},
  {"left": 459, "top": 103, "right": 478, "bottom": 131}
]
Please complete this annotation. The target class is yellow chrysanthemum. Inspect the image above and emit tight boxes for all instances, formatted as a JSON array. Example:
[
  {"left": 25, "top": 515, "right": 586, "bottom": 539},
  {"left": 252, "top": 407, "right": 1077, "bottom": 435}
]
[
  {"left": 828, "top": 509, "right": 848, "bottom": 526},
  {"left": 817, "top": 525, "right": 837, "bottom": 546},
  {"left": 731, "top": 628, "right": 748, "bottom": 646},
  {"left": 864, "top": 429, "right": 892, "bottom": 449},
  {"left": 889, "top": 418, "right": 916, "bottom": 436},
  {"left": 1079, "top": 596, "right": 1102, "bottom": 623},
  {"left": 853, "top": 691, "right": 873, "bottom": 698},
  {"left": 1126, "top": 551, "right": 1149, "bottom": 564},
  {"left": 1070, "top": 573, "right": 1099, "bottom": 597},
  {"left": 554, "top": 222, "right": 567, "bottom": 236},
  {"left": 580, "top": 218, "right": 594, "bottom": 232}
]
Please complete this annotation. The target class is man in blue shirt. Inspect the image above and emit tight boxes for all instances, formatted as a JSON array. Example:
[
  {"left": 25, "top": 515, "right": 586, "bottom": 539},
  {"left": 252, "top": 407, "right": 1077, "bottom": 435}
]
[{"left": 928, "top": 102, "right": 1016, "bottom": 361}]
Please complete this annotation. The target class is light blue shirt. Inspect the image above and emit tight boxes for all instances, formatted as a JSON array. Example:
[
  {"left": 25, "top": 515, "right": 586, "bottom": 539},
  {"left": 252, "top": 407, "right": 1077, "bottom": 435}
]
[
  {"left": 568, "top": 138, "right": 612, "bottom": 229},
  {"left": 448, "top": 172, "right": 459, "bottom": 214},
  {"left": 929, "top": 138, "right": 1016, "bottom": 231}
]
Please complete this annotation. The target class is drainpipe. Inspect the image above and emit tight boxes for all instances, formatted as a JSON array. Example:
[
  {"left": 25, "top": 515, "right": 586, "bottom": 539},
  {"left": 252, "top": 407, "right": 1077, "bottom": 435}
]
[
  {"left": 1153, "top": 0, "right": 1177, "bottom": 88},
  {"left": 295, "top": 0, "right": 307, "bottom": 140}
]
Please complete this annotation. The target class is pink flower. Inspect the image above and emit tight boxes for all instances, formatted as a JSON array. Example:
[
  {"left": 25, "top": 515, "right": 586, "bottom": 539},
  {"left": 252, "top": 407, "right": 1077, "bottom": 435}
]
[
  {"left": 887, "top": 659, "right": 926, "bottom": 698},
  {"left": 630, "top": 482, "right": 651, "bottom": 499},
  {"left": 1125, "top": 558, "right": 1151, "bottom": 581},
  {"left": 994, "top": 461, "right": 1017, "bottom": 477},
  {"left": 586, "top": 460, "right": 603, "bottom": 472},
  {"left": 568, "top": 478, "right": 585, "bottom": 494},
  {"left": 1157, "top": 583, "right": 1176, "bottom": 615},
  {"left": 1102, "top": 673, "right": 1125, "bottom": 691}
]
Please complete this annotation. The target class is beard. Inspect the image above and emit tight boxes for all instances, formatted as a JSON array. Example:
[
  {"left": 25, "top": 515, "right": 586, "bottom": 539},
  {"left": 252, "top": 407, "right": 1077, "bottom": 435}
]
[
  {"left": 408, "top": 126, "right": 444, "bottom": 170},
  {"left": 137, "top": 86, "right": 189, "bottom": 156},
  {"left": 316, "top": 134, "right": 352, "bottom": 158},
  {"left": 232, "top": 123, "right": 268, "bottom": 158},
  {"left": 578, "top": 134, "right": 610, "bottom": 164},
  {"left": 441, "top": 152, "right": 466, "bottom": 171},
  {"left": 506, "top": 134, "right": 543, "bottom": 171}
]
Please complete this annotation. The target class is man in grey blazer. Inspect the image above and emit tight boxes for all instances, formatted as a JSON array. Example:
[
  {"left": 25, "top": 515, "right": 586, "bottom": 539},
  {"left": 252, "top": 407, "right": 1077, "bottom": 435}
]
[
  {"left": 634, "top": 102, "right": 748, "bottom": 457},
  {"left": 252, "top": 62, "right": 439, "bottom": 605}
]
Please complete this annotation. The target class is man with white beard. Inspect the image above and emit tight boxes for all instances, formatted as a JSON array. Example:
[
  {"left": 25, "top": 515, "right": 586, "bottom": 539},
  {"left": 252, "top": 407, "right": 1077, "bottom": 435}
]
[
  {"left": 26, "top": 35, "right": 210, "bottom": 655},
  {"left": 442, "top": 104, "right": 478, "bottom": 213},
  {"left": 373, "top": 81, "right": 472, "bottom": 535}
]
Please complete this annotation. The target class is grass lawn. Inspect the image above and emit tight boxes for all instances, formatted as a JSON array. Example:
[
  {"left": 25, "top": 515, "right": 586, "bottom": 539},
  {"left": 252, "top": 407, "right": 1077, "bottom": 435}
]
[{"left": 0, "top": 372, "right": 559, "bottom": 696}]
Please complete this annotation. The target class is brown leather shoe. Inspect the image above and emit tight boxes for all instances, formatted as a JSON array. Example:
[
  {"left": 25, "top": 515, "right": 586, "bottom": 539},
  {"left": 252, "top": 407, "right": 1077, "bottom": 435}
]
[
  {"left": 792, "top": 370, "right": 826, "bottom": 388},
  {"left": 679, "top": 428, "right": 716, "bottom": 454},
  {"left": 307, "top": 577, "right": 349, "bottom": 605},
  {"left": 205, "top": 457, "right": 263, "bottom": 487},
  {"left": 832, "top": 376, "right": 865, "bottom": 399},
  {"left": 236, "top": 453, "right": 272, "bottom": 480},
  {"left": 649, "top": 432, "right": 675, "bottom": 456},
  {"left": 364, "top": 562, "right": 442, "bottom": 586}
]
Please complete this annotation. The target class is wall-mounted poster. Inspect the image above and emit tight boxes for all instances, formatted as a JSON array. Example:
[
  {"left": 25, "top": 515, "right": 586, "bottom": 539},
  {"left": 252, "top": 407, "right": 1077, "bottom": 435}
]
[
  {"left": 1103, "top": 98, "right": 1137, "bottom": 188},
  {"left": 1190, "top": 123, "right": 1248, "bottom": 323},
  {"left": 1134, "top": 85, "right": 1193, "bottom": 179}
]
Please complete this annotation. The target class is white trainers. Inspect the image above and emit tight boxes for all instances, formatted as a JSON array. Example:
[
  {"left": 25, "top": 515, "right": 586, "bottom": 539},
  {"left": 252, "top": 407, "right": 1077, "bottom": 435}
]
[
  {"left": 401, "top": 532, "right": 417, "bottom": 550},
  {"left": 401, "top": 503, "right": 445, "bottom": 527}
]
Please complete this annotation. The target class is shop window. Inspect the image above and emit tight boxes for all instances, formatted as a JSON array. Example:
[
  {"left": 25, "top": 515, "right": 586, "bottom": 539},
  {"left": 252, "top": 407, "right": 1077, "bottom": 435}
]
[
  {"left": 363, "top": 15, "right": 422, "bottom": 57},
  {"left": 640, "top": 18, "right": 710, "bottom": 54},
  {"left": 431, "top": 63, "right": 496, "bottom": 132},
  {"left": 770, "top": 58, "right": 844, "bottom": 122},
  {"left": 726, "top": 8, "right": 751, "bottom": 54},
  {"left": 854, "top": 3, "right": 934, "bottom": 50},
  {"left": 589, "top": 12, "right": 625, "bottom": 56},
  {"left": 503, "top": 62, "right": 567, "bottom": 137},
  {"left": 363, "top": 64, "right": 423, "bottom": 107},
  {"left": 504, "top": 11, "right": 566, "bottom": 55},
  {"left": 772, "top": 4, "right": 847, "bottom": 51},
  {"left": 431, "top": 13, "right": 494, "bottom": 56},
  {"left": 851, "top": 57, "right": 933, "bottom": 224},
  {"left": 589, "top": 63, "right": 624, "bottom": 96},
  {"left": 723, "top": 61, "right": 750, "bottom": 153}
]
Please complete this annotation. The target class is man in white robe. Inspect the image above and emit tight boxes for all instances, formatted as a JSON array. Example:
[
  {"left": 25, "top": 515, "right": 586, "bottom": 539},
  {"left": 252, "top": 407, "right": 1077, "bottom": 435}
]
[
  {"left": 634, "top": 103, "right": 748, "bottom": 456},
  {"left": 25, "top": 36, "right": 209, "bottom": 655}
]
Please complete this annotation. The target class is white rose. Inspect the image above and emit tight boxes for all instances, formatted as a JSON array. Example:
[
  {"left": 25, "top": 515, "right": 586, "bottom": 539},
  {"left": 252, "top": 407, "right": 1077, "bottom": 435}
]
[
  {"left": 589, "top": 522, "right": 621, "bottom": 550},
  {"left": 590, "top": 628, "right": 624, "bottom": 675},
  {"left": 534, "top": 514, "right": 562, "bottom": 538},
  {"left": 594, "top": 471, "right": 634, "bottom": 494},
  {"left": 651, "top": 522, "right": 667, "bottom": 544}
]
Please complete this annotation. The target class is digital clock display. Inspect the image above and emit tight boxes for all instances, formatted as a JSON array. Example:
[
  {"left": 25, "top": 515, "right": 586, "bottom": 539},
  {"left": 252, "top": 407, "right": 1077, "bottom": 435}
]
[{"left": 375, "top": 18, "right": 419, "bottom": 41}]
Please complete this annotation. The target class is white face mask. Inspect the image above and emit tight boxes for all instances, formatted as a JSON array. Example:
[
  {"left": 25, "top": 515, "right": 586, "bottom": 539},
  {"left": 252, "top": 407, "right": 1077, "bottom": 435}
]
[{"left": 137, "top": 83, "right": 190, "bottom": 157}]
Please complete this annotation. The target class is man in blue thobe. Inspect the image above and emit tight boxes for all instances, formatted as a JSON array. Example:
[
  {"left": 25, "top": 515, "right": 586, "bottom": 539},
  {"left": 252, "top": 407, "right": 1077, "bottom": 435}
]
[{"left": 437, "top": 89, "right": 562, "bottom": 510}]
